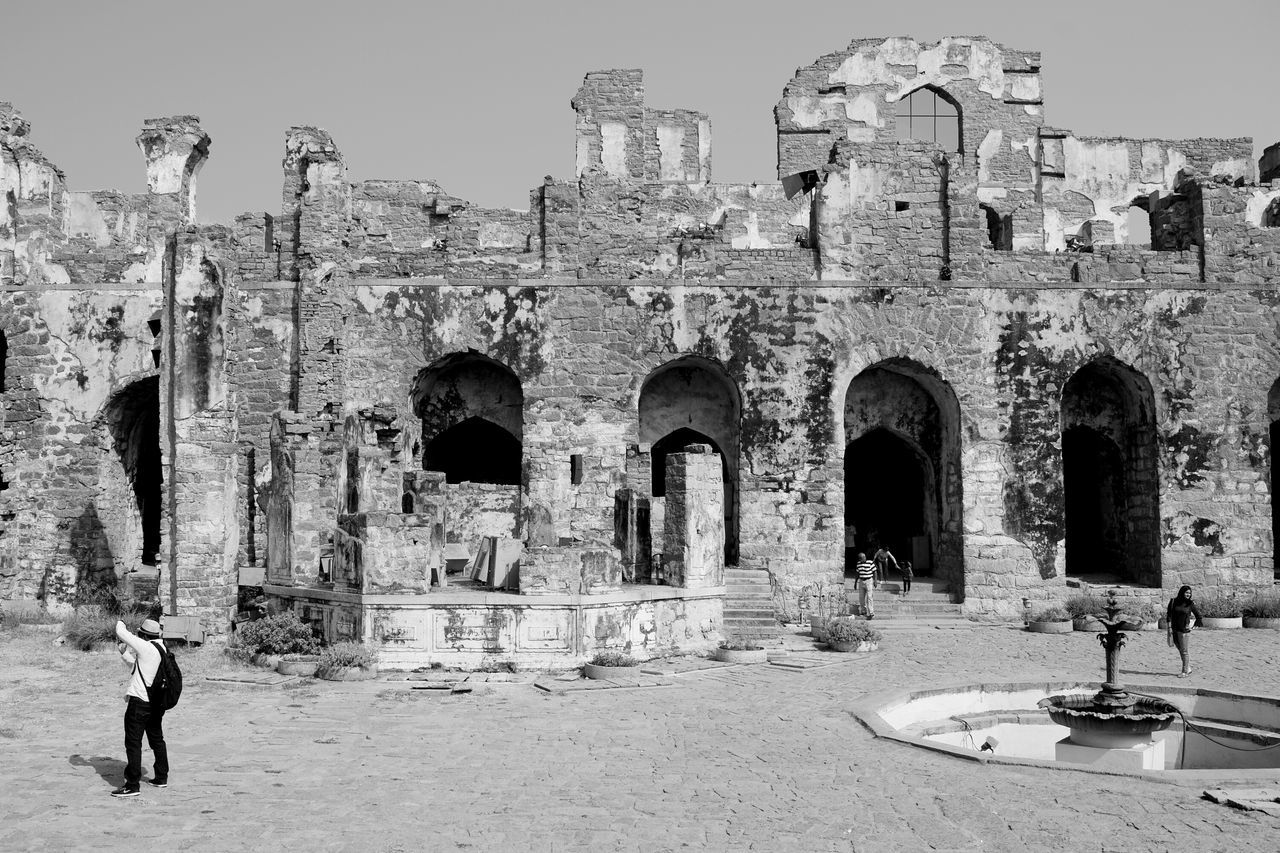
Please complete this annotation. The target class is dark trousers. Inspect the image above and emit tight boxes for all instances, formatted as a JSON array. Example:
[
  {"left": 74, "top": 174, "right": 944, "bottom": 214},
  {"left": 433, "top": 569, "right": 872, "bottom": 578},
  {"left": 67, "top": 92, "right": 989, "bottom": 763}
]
[
  {"left": 901, "top": 574, "right": 912, "bottom": 594},
  {"left": 123, "top": 697, "right": 168, "bottom": 788}
]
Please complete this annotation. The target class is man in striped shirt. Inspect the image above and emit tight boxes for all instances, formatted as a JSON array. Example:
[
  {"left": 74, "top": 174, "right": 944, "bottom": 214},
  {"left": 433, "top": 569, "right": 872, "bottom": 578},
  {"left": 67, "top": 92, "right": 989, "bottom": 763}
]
[{"left": 854, "top": 552, "right": 880, "bottom": 619}]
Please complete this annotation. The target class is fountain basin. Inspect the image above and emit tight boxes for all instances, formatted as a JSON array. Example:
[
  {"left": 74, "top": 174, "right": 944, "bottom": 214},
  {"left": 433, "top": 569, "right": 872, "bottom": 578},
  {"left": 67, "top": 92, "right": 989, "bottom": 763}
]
[
  {"left": 852, "top": 680, "right": 1280, "bottom": 778},
  {"left": 1038, "top": 693, "right": 1178, "bottom": 749}
]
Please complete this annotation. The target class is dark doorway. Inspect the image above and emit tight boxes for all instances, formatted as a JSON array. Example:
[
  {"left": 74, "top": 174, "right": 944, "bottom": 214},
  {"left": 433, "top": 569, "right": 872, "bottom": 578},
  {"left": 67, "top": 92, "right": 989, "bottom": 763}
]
[
  {"left": 423, "top": 416, "right": 521, "bottom": 485},
  {"left": 1062, "top": 426, "right": 1126, "bottom": 577},
  {"left": 844, "top": 429, "right": 930, "bottom": 575},
  {"left": 106, "top": 377, "right": 162, "bottom": 566}
]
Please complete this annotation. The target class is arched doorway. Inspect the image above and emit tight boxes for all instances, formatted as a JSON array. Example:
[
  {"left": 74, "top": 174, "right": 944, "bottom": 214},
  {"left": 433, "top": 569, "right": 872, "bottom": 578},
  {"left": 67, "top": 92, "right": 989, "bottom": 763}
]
[
  {"left": 639, "top": 357, "right": 740, "bottom": 564},
  {"left": 845, "top": 429, "right": 933, "bottom": 568},
  {"left": 1060, "top": 357, "right": 1159, "bottom": 585},
  {"left": 411, "top": 353, "right": 524, "bottom": 486},
  {"left": 843, "top": 360, "right": 963, "bottom": 588},
  {"left": 93, "top": 376, "right": 163, "bottom": 580}
]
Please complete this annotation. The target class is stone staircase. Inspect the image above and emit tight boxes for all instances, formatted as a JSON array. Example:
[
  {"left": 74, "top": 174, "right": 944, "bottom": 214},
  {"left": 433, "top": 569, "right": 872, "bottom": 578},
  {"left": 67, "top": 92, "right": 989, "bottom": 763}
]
[
  {"left": 842, "top": 577, "right": 969, "bottom": 629},
  {"left": 722, "top": 567, "right": 784, "bottom": 645}
]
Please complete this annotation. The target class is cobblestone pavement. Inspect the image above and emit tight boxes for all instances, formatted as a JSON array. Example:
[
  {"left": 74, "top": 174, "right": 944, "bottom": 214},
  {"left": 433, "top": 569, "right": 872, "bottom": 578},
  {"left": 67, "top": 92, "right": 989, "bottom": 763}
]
[{"left": 3, "top": 623, "right": 1279, "bottom": 852}]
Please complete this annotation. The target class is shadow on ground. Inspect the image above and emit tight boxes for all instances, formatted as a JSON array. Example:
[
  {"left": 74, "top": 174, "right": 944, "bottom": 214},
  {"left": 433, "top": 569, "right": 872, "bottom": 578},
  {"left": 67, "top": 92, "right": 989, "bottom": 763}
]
[{"left": 69, "top": 754, "right": 124, "bottom": 785}]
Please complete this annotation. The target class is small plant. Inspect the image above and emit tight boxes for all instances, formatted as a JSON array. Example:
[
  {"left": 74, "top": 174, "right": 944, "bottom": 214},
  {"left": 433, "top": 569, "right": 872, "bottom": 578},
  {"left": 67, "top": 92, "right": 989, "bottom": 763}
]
[
  {"left": 588, "top": 650, "right": 637, "bottom": 667},
  {"left": 1242, "top": 593, "right": 1280, "bottom": 619},
  {"left": 1196, "top": 595, "right": 1243, "bottom": 619},
  {"left": 318, "top": 641, "right": 379, "bottom": 670},
  {"left": 62, "top": 608, "right": 141, "bottom": 652},
  {"left": 826, "top": 616, "right": 881, "bottom": 644},
  {"left": 235, "top": 610, "right": 320, "bottom": 656},
  {"left": 1064, "top": 594, "right": 1106, "bottom": 619},
  {"left": 718, "top": 641, "right": 764, "bottom": 652},
  {"left": 1124, "top": 602, "right": 1161, "bottom": 624},
  {"left": 1030, "top": 606, "right": 1071, "bottom": 623}
]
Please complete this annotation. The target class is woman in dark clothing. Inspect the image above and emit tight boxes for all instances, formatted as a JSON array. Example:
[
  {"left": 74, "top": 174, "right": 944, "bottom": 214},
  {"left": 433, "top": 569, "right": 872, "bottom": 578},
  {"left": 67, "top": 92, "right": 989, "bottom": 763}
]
[{"left": 1166, "top": 585, "right": 1203, "bottom": 677}]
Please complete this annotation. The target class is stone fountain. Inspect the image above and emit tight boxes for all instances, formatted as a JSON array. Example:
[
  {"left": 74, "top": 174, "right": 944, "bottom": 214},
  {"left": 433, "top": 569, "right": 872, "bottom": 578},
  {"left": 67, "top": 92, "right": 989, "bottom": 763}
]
[{"left": 1037, "top": 590, "right": 1180, "bottom": 770}]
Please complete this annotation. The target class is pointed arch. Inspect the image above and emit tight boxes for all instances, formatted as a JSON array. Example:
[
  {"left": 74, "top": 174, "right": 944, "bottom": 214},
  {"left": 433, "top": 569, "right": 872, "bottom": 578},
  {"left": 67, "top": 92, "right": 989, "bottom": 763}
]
[
  {"left": 411, "top": 352, "right": 524, "bottom": 486},
  {"left": 1060, "top": 356, "right": 1160, "bottom": 585},
  {"left": 639, "top": 355, "right": 741, "bottom": 564},
  {"left": 843, "top": 357, "right": 964, "bottom": 590},
  {"left": 894, "top": 85, "right": 962, "bottom": 152}
]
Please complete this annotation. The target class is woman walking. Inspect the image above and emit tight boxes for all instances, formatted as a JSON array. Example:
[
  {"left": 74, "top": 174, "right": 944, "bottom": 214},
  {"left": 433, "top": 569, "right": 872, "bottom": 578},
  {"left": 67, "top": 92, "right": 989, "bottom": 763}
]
[{"left": 1166, "top": 585, "right": 1203, "bottom": 677}]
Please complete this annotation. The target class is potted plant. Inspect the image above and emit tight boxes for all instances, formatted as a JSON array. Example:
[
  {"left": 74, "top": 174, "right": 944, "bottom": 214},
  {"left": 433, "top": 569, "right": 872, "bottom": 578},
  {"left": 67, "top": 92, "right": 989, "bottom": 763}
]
[
  {"left": 277, "top": 652, "right": 321, "bottom": 676},
  {"left": 583, "top": 650, "right": 640, "bottom": 680},
  {"left": 807, "top": 582, "right": 832, "bottom": 642},
  {"left": 1026, "top": 606, "right": 1073, "bottom": 634},
  {"left": 1064, "top": 593, "right": 1105, "bottom": 631},
  {"left": 1242, "top": 593, "right": 1280, "bottom": 629},
  {"left": 235, "top": 610, "right": 320, "bottom": 669},
  {"left": 316, "top": 641, "right": 380, "bottom": 681},
  {"left": 825, "top": 617, "right": 881, "bottom": 652},
  {"left": 1123, "top": 602, "right": 1161, "bottom": 631},
  {"left": 714, "top": 641, "right": 768, "bottom": 664},
  {"left": 1196, "top": 594, "right": 1243, "bottom": 629}
]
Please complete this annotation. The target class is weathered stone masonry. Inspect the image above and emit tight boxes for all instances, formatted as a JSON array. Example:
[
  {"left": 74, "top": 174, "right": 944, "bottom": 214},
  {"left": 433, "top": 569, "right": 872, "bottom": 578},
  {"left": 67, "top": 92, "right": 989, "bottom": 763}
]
[{"left": 5, "top": 36, "right": 1280, "bottom": 659}]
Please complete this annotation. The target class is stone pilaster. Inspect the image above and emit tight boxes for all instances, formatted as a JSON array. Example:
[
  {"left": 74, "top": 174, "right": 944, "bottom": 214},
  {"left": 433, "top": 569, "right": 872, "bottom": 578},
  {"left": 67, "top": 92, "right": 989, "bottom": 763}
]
[{"left": 662, "top": 445, "right": 724, "bottom": 588}]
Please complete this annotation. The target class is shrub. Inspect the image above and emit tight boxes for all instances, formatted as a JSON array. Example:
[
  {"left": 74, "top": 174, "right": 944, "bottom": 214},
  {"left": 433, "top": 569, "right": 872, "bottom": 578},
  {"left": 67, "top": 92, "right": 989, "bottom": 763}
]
[
  {"left": 318, "top": 641, "right": 379, "bottom": 670},
  {"left": 718, "top": 641, "right": 764, "bottom": 651},
  {"left": 1064, "top": 594, "right": 1106, "bottom": 619},
  {"left": 1196, "top": 595, "right": 1243, "bottom": 618},
  {"left": 1125, "top": 602, "right": 1162, "bottom": 624},
  {"left": 75, "top": 584, "right": 159, "bottom": 619},
  {"left": 1242, "top": 594, "right": 1280, "bottom": 619},
  {"left": 1030, "top": 606, "right": 1071, "bottom": 623},
  {"left": 826, "top": 616, "right": 881, "bottom": 644},
  {"left": 63, "top": 608, "right": 140, "bottom": 652},
  {"left": 588, "top": 650, "right": 637, "bottom": 667},
  {"left": 235, "top": 610, "right": 320, "bottom": 656}
]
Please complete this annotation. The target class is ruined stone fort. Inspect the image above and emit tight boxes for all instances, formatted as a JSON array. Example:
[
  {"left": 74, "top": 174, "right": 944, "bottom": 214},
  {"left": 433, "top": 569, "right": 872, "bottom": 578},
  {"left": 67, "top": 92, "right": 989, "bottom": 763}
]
[{"left": 3, "top": 36, "right": 1280, "bottom": 665}]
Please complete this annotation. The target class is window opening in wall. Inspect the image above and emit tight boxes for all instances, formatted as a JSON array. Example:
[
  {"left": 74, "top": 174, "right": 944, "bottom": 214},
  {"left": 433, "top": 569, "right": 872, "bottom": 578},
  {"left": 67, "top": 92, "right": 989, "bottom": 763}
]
[
  {"left": 246, "top": 447, "right": 257, "bottom": 566},
  {"left": 402, "top": 492, "right": 414, "bottom": 513},
  {"left": 895, "top": 201, "right": 911, "bottom": 212},
  {"left": 980, "top": 204, "right": 1013, "bottom": 250},
  {"left": 570, "top": 454, "right": 584, "bottom": 485},
  {"left": 894, "top": 86, "right": 961, "bottom": 152},
  {"left": 1124, "top": 205, "right": 1151, "bottom": 246}
]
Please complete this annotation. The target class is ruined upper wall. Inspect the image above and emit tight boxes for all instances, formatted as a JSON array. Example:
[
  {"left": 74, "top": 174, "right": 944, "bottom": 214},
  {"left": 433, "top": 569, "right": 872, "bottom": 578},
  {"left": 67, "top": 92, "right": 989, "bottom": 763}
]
[{"left": 4, "top": 35, "right": 1280, "bottom": 288}]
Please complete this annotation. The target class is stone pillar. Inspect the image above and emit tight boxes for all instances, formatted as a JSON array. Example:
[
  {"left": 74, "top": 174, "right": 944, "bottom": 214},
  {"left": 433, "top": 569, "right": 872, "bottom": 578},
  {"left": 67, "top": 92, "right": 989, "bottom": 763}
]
[
  {"left": 662, "top": 445, "right": 724, "bottom": 588},
  {"left": 136, "top": 115, "right": 210, "bottom": 226},
  {"left": 405, "top": 470, "right": 447, "bottom": 586},
  {"left": 614, "top": 488, "right": 652, "bottom": 583}
]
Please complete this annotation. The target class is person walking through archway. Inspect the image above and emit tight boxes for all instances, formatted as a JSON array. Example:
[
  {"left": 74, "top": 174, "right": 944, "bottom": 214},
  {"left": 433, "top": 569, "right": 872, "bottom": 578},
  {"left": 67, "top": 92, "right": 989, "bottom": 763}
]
[
  {"left": 854, "top": 552, "right": 880, "bottom": 619},
  {"left": 1166, "top": 586, "right": 1202, "bottom": 677}
]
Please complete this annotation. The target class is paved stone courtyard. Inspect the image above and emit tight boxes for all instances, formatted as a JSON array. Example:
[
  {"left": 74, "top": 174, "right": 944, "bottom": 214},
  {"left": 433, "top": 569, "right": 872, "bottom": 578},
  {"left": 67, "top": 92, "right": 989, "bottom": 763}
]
[{"left": 3, "top": 623, "right": 1279, "bottom": 852}]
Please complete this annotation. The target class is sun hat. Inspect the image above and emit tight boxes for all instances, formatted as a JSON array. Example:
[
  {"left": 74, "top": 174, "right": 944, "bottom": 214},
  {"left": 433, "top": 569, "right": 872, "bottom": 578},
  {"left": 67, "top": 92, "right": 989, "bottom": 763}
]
[{"left": 138, "top": 619, "right": 162, "bottom": 638}]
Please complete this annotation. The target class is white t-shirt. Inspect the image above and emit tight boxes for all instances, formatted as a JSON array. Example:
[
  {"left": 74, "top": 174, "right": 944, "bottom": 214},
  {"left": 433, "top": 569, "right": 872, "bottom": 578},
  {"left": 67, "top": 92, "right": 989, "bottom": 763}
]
[{"left": 116, "top": 622, "right": 162, "bottom": 703}]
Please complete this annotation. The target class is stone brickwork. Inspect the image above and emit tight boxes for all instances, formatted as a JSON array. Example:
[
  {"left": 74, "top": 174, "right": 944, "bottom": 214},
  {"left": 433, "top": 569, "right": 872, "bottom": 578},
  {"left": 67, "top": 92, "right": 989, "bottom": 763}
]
[
  {"left": 5, "top": 34, "right": 1280, "bottom": 646},
  {"left": 662, "top": 446, "right": 725, "bottom": 588}
]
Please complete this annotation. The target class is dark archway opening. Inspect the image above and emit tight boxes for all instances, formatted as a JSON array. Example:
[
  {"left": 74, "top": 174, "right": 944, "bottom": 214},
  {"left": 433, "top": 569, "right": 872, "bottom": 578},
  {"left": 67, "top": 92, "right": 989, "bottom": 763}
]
[
  {"left": 107, "top": 377, "right": 163, "bottom": 566},
  {"left": 844, "top": 429, "right": 930, "bottom": 576},
  {"left": 423, "top": 416, "right": 521, "bottom": 485},
  {"left": 1062, "top": 426, "right": 1126, "bottom": 577},
  {"left": 981, "top": 204, "right": 1013, "bottom": 250},
  {"left": 1060, "top": 358, "right": 1159, "bottom": 585},
  {"left": 638, "top": 357, "right": 741, "bottom": 566}
]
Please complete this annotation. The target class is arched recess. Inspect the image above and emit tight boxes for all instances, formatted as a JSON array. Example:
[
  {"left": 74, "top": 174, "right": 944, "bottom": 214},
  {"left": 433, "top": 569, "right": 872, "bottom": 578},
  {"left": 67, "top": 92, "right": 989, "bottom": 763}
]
[
  {"left": 410, "top": 352, "right": 524, "bottom": 486},
  {"left": 843, "top": 359, "right": 964, "bottom": 589},
  {"left": 93, "top": 376, "right": 163, "bottom": 581},
  {"left": 894, "top": 85, "right": 962, "bottom": 153},
  {"left": 1060, "top": 357, "right": 1160, "bottom": 586},
  {"left": 639, "top": 356, "right": 740, "bottom": 565}
]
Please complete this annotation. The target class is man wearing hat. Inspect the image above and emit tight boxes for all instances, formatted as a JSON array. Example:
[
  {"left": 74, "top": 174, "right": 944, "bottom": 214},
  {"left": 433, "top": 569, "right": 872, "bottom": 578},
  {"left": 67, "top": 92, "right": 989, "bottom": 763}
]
[{"left": 111, "top": 618, "right": 169, "bottom": 798}]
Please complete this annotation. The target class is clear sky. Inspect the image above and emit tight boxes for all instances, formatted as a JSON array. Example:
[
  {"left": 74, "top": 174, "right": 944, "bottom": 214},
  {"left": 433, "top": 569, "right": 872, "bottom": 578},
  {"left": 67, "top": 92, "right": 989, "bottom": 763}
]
[{"left": 2, "top": 0, "right": 1276, "bottom": 224}]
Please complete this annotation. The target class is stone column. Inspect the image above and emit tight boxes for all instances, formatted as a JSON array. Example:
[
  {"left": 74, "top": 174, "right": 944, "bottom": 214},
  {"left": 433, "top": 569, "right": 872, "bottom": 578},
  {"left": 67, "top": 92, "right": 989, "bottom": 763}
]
[{"left": 662, "top": 445, "right": 724, "bottom": 588}]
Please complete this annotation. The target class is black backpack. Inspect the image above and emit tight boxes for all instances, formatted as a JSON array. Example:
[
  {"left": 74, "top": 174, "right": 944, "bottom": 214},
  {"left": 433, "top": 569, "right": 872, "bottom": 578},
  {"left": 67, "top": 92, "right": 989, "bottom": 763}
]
[{"left": 141, "top": 640, "right": 183, "bottom": 711}]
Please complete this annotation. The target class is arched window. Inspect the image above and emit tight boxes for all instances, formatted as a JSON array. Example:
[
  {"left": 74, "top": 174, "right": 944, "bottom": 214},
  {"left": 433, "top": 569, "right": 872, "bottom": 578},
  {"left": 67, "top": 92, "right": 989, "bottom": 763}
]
[
  {"left": 894, "top": 87, "right": 961, "bottom": 152},
  {"left": 980, "top": 204, "right": 1012, "bottom": 251},
  {"left": 411, "top": 354, "right": 524, "bottom": 487}
]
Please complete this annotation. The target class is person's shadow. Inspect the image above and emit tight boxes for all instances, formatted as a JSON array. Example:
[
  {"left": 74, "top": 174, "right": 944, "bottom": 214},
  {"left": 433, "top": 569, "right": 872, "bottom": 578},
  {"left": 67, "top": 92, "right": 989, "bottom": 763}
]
[{"left": 69, "top": 754, "right": 125, "bottom": 785}]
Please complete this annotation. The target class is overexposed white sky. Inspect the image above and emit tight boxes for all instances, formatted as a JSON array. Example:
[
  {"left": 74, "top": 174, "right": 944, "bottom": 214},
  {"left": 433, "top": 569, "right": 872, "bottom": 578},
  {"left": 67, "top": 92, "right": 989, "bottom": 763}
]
[{"left": 3, "top": 0, "right": 1276, "bottom": 224}]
